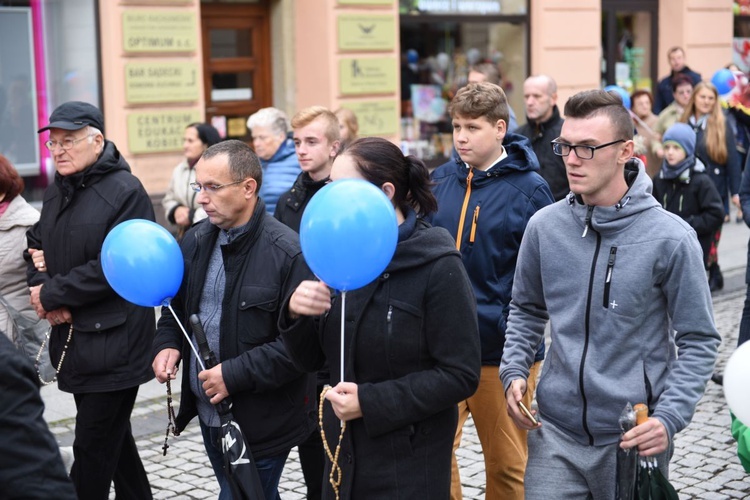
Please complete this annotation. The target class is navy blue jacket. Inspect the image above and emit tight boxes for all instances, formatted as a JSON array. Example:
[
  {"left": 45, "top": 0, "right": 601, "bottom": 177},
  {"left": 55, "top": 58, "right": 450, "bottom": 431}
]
[
  {"left": 428, "top": 133, "right": 554, "bottom": 365},
  {"left": 653, "top": 67, "right": 702, "bottom": 114}
]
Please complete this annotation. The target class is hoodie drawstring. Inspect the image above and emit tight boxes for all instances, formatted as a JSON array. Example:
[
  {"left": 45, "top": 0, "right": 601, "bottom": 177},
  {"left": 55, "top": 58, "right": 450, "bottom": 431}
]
[
  {"left": 582, "top": 205, "right": 594, "bottom": 238},
  {"left": 455, "top": 167, "right": 474, "bottom": 251}
]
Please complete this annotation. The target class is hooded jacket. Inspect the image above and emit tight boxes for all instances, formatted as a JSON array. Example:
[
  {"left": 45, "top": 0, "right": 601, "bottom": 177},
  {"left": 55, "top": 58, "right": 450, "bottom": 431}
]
[
  {"left": 429, "top": 133, "right": 554, "bottom": 365},
  {"left": 516, "top": 105, "right": 571, "bottom": 201},
  {"left": 259, "top": 136, "right": 301, "bottom": 216},
  {"left": 652, "top": 158, "right": 724, "bottom": 264},
  {"left": 500, "top": 159, "right": 720, "bottom": 447},
  {"left": 274, "top": 171, "right": 328, "bottom": 233},
  {"left": 153, "top": 199, "right": 316, "bottom": 459},
  {"left": 25, "top": 141, "right": 156, "bottom": 393},
  {"left": 280, "top": 215, "right": 481, "bottom": 499},
  {"left": 0, "top": 196, "right": 39, "bottom": 341}
]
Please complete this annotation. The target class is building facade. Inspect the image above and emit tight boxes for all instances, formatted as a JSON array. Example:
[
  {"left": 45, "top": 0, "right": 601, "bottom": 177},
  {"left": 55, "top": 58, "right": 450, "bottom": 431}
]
[{"left": 1, "top": 0, "right": 734, "bottom": 203}]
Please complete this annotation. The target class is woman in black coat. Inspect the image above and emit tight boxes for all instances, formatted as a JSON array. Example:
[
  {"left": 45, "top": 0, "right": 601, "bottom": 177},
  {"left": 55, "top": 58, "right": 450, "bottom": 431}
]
[{"left": 280, "top": 137, "right": 481, "bottom": 499}]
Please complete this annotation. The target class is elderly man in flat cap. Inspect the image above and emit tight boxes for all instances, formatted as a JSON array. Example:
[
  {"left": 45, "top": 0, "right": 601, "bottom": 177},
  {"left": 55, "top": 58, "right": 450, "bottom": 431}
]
[{"left": 25, "top": 101, "right": 155, "bottom": 500}]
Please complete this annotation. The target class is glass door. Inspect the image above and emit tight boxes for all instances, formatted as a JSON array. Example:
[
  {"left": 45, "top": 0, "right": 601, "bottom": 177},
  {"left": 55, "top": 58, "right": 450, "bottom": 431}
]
[
  {"left": 601, "top": 0, "right": 658, "bottom": 94},
  {"left": 201, "top": 2, "right": 271, "bottom": 141}
]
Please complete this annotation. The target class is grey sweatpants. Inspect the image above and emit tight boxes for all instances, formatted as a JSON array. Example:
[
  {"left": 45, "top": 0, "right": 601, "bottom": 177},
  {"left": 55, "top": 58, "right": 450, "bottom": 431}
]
[{"left": 524, "top": 419, "right": 671, "bottom": 500}]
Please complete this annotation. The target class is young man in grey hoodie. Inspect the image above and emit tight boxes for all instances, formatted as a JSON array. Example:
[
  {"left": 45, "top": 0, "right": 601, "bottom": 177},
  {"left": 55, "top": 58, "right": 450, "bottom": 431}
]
[{"left": 500, "top": 89, "right": 720, "bottom": 498}]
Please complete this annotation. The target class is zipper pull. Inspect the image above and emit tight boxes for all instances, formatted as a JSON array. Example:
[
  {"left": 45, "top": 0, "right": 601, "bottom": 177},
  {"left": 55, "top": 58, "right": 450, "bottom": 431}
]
[
  {"left": 387, "top": 305, "right": 393, "bottom": 323},
  {"left": 469, "top": 204, "right": 481, "bottom": 243},
  {"left": 606, "top": 247, "right": 617, "bottom": 283},
  {"left": 455, "top": 167, "right": 475, "bottom": 251}
]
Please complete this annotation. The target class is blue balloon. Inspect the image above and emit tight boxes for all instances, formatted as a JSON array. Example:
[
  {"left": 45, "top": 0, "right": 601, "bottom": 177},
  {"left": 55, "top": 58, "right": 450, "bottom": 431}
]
[
  {"left": 604, "top": 85, "right": 631, "bottom": 110},
  {"left": 300, "top": 179, "right": 398, "bottom": 291},
  {"left": 711, "top": 68, "right": 736, "bottom": 96},
  {"left": 102, "top": 219, "right": 184, "bottom": 307}
]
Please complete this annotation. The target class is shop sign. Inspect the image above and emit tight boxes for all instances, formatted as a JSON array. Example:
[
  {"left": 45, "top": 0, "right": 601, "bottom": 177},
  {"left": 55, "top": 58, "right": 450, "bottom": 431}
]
[
  {"left": 122, "top": 10, "right": 197, "bottom": 53},
  {"left": 127, "top": 110, "right": 202, "bottom": 154},
  {"left": 402, "top": 0, "right": 502, "bottom": 15},
  {"left": 227, "top": 117, "right": 248, "bottom": 137},
  {"left": 338, "top": 15, "right": 395, "bottom": 51},
  {"left": 125, "top": 62, "right": 200, "bottom": 104},
  {"left": 343, "top": 100, "right": 399, "bottom": 136},
  {"left": 339, "top": 57, "right": 397, "bottom": 95}
]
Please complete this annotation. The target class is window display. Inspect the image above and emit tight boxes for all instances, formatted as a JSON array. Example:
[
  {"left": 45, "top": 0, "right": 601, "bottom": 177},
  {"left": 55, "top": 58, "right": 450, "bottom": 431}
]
[
  {"left": 399, "top": 10, "right": 528, "bottom": 165},
  {"left": 0, "top": 0, "right": 99, "bottom": 202}
]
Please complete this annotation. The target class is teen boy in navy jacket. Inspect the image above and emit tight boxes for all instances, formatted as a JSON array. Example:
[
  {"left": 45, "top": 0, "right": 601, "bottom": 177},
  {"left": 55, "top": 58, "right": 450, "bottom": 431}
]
[{"left": 428, "top": 82, "right": 553, "bottom": 500}]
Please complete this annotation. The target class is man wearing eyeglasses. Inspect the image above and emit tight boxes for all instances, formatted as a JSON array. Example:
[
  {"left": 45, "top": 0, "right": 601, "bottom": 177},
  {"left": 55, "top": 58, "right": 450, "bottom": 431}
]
[
  {"left": 25, "top": 101, "right": 155, "bottom": 499},
  {"left": 152, "top": 140, "right": 315, "bottom": 500},
  {"left": 500, "top": 90, "right": 720, "bottom": 498}
]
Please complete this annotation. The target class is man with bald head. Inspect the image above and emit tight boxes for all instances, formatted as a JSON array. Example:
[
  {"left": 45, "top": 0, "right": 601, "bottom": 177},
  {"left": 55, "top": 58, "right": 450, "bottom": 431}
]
[{"left": 516, "top": 75, "right": 570, "bottom": 201}]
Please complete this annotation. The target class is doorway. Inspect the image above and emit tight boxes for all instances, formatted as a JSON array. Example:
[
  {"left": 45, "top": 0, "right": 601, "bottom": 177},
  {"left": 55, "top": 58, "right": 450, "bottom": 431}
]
[
  {"left": 601, "top": 0, "right": 658, "bottom": 94},
  {"left": 200, "top": 1, "right": 271, "bottom": 141}
]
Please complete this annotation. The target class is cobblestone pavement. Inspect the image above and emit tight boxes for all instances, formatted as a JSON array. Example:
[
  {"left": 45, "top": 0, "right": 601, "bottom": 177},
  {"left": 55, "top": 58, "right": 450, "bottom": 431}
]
[{"left": 48, "top": 286, "right": 750, "bottom": 499}]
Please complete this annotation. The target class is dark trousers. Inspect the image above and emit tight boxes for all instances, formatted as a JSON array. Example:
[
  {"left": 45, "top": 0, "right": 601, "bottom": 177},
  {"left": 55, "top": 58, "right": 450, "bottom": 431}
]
[
  {"left": 201, "top": 421, "right": 290, "bottom": 500},
  {"left": 71, "top": 386, "right": 152, "bottom": 500},
  {"left": 740, "top": 284, "right": 750, "bottom": 347},
  {"left": 298, "top": 384, "right": 326, "bottom": 500}
]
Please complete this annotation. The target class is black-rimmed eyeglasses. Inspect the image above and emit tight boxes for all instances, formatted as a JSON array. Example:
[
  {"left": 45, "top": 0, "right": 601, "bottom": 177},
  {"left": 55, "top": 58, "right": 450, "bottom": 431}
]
[
  {"left": 551, "top": 139, "right": 626, "bottom": 160},
  {"left": 189, "top": 179, "right": 245, "bottom": 193}
]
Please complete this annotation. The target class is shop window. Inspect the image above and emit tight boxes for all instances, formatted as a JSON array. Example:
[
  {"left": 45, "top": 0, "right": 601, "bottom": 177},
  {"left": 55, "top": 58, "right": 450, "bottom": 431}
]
[
  {"left": 601, "top": 1, "right": 658, "bottom": 94},
  {"left": 733, "top": 0, "right": 750, "bottom": 72},
  {"left": 399, "top": 2, "right": 528, "bottom": 166},
  {"left": 0, "top": 8, "right": 39, "bottom": 177},
  {"left": 0, "top": 0, "right": 99, "bottom": 202}
]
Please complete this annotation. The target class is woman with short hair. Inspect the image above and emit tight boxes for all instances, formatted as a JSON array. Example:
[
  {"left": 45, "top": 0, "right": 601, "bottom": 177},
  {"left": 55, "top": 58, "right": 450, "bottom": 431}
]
[
  {"left": 247, "top": 107, "right": 300, "bottom": 215},
  {"left": 0, "top": 154, "right": 40, "bottom": 343},
  {"left": 162, "top": 122, "right": 221, "bottom": 238}
]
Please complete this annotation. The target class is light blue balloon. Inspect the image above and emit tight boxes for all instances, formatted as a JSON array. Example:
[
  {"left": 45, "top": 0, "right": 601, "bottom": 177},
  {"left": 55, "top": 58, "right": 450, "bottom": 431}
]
[
  {"left": 711, "top": 68, "right": 736, "bottom": 96},
  {"left": 604, "top": 85, "right": 632, "bottom": 110},
  {"left": 102, "top": 219, "right": 184, "bottom": 307},
  {"left": 300, "top": 179, "right": 398, "bottom": 292}
]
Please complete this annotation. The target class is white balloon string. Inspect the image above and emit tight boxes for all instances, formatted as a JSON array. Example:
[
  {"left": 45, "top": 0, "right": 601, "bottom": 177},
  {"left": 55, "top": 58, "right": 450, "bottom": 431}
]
[
  {"left": 340, "top": 291, "right": 346, "bottom": 385},
  {"left": 340, "top": 291, "right": 346, "bottom": 429},
  {"left": 166, "top": 302, "right": 206, "bottom": 372}
]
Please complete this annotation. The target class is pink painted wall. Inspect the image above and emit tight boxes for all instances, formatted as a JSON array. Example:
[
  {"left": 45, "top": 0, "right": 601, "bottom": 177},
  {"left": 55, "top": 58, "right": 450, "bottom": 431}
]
[
  {"left": 530, "top": 0, "right": 733, "bottom": 115},
  {"left": 658, "top": 0, "right": 734, "bottom": 82},
  {"left": 97, "top": 0, "right": 204, "bottom": 195},
  {"left": 293, "top": 0, "right": 399, "bottom": 141},
  {"left": 530, "top": 0, "right": 601, "bottom": 113}
]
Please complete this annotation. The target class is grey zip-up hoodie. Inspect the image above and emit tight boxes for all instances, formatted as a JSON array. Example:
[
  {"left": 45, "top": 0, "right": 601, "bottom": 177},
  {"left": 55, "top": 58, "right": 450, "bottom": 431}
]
[{"left": 500, "top": 159, "right": 720, "bottom": 447}]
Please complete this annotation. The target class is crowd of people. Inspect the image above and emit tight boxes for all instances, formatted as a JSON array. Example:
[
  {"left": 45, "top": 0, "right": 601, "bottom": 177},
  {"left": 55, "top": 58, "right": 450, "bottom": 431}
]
[{"left": 1, "top": 43, "right": 749, "bottom": 500}]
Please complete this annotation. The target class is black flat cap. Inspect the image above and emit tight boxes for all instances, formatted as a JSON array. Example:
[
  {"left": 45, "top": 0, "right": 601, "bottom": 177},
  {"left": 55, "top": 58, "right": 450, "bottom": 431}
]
[{"left": 38, "top": 101, "right": 104, "bottom": 134}]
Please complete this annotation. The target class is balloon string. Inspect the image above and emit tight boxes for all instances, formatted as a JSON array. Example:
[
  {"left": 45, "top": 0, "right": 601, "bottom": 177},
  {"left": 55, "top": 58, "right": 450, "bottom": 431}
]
[
  {"left": 340, "top": 291, "right": 346, "bottom": 385},
  {"left": 166, "top": 302, "right": 206, "bottom": 372}
]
